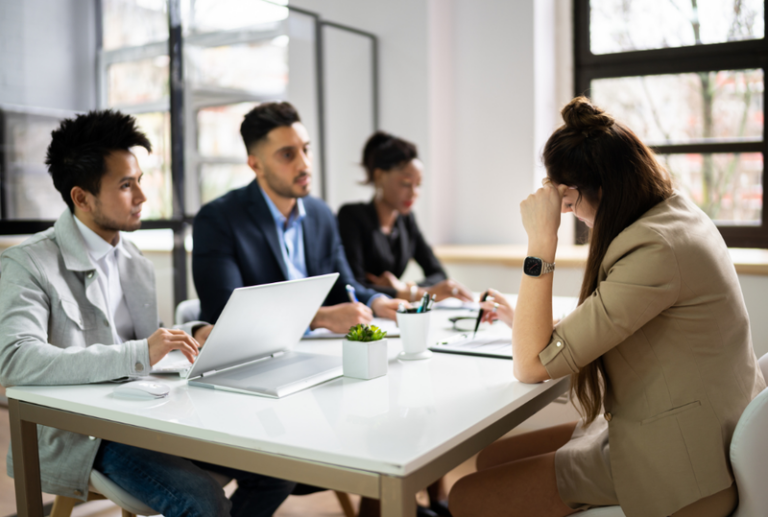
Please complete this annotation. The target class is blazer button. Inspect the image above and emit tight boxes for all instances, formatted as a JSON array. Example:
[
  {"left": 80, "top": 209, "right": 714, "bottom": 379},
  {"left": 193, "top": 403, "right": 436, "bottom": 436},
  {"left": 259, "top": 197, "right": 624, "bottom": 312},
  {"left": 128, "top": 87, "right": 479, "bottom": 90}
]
[
  {"left": 135, "top": 362, "right": 144, "bottom": 372},
  {"left": 604, "top": 412, "right": 613, "bottom": 422},
  {"left": 87, "top": 271, "right": 94, "bottom": 279},
  {"left": 556, "top": 341, "right": 562, "bottom": 347},
  {"left": 88, "top": 435, "right": 96, "bottom": 440},
  {"left": 74, "top": 489, "right": 83, "bottom": 496}
]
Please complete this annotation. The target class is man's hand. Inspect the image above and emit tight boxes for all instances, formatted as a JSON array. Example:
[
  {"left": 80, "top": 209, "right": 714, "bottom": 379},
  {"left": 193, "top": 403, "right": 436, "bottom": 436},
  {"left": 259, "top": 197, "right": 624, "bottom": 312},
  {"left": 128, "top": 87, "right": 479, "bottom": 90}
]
[
  {"left": 371, "top": 297, "right": 409, "bottom": 321},
  {"left": 193, "top": 324, "right": 214, "bottom": 347},
  {"left": 147, "top": 328, "right": 199, "bottom": 366},
  {"left": 311, "top": 303, "right": 373, "bottom": 334}
]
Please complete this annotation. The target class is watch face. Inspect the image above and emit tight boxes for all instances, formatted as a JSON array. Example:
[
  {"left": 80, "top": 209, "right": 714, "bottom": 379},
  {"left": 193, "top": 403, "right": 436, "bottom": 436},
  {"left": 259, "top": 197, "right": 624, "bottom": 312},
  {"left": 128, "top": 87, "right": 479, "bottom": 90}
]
[{"left": 524, "top": 257, "right": 543, "bottom": 276}]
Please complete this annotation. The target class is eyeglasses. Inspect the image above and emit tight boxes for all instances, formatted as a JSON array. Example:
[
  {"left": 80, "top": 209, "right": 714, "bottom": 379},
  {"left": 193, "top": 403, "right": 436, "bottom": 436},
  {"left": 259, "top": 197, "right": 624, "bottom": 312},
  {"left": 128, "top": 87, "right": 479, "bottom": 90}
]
[{"left": 448, "top": 315, "right": 483, "bottom": 332}]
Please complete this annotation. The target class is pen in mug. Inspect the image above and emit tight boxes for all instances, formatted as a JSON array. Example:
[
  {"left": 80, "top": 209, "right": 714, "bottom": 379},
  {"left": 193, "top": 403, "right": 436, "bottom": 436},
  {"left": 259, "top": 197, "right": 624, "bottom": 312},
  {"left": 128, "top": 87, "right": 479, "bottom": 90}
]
[
  {"left": 417, "top": 292, "right": 430, "bottom": 313},
  {"left": 345, "top": 284, "right": 359, "bottom": 303},
  {"left": 426, "top": 294, "right": 436, "bottom": 311}
]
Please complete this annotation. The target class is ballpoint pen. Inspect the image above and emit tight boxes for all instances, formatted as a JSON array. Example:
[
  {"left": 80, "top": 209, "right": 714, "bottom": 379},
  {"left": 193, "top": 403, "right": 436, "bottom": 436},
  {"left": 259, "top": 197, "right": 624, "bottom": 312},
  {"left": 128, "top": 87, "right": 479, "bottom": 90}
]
[
  {"left": 472, "top": 291, "right": 489, "bottom": 340},
  {"left": 417, "top": 292, "right": 429, "bottom": 313},
  {"left": 345, "top": 284, "right": 359, "bottom": 303}
]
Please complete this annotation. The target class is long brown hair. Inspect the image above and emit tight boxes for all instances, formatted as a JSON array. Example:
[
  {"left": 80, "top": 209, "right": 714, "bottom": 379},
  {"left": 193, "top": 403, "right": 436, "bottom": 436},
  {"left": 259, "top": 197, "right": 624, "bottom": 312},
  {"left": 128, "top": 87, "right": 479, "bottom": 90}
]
[{"left": 543, "top": 97, "right": 674, "bottom": 424}]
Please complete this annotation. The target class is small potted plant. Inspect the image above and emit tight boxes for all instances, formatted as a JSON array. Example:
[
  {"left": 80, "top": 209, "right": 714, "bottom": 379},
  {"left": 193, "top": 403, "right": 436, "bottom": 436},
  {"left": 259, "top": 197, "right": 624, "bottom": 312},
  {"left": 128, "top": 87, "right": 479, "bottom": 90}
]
[{"left": 343, "top": 324, "right": 388, "bottom": 380}]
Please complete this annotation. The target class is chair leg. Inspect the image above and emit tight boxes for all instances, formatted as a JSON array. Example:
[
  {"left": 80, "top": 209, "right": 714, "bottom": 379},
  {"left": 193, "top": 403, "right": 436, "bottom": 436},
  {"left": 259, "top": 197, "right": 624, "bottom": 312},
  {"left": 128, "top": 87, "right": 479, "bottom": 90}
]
[
  {"left": 335, "top": 491, "right": 356, "bottom": 517},
  {"left": 50, "top": 495, "right": 77, "bottom": 517}
]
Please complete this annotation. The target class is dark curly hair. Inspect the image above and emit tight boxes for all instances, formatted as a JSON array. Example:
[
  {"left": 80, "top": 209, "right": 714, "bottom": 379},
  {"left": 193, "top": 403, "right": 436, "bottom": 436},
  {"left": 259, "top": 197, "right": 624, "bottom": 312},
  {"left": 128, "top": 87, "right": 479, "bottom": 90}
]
[
  {"left": 240, "top": 102, "right": 301, "bottom": 154},
  {"left": 361, "top": 131, "right": 418, "bottom": 184},
  {"left": 46, "top": 110, "right": 151, "bottom": 213}
]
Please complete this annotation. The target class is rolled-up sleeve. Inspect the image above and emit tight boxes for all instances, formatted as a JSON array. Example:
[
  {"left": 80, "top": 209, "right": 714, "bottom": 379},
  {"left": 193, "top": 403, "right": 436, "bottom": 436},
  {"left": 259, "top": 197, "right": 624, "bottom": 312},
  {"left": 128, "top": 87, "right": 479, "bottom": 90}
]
[{"left": 539, "top": 227, "right": 681, "bottom": 380}]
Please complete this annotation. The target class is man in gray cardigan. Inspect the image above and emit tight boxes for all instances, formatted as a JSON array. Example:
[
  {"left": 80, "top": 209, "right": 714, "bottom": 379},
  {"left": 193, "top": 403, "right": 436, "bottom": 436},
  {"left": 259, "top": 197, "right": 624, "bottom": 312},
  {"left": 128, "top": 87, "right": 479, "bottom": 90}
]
[{"left": 0, "top": 110, "right": 294, "bottom": 517}]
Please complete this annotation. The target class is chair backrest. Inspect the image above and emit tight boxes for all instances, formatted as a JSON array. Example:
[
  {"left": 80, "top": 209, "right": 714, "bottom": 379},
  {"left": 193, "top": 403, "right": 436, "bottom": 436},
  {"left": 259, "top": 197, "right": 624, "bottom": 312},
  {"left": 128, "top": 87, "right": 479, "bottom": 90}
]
[
  {"left": 175, "top": 299, "right": 201, "bottom": 325},
  {"left": 729, "top": 352, "right": 768, "bottom": 517},
  {"left": 758, "top": 352, "right": 768, "bottom": 381}
]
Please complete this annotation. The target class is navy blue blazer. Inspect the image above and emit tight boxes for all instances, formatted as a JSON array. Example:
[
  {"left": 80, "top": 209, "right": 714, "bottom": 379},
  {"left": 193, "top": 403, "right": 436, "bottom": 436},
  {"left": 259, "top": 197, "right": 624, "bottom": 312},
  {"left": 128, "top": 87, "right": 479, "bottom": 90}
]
[{"left": 192, "top": 179, "right": 380, "bottom": 323}]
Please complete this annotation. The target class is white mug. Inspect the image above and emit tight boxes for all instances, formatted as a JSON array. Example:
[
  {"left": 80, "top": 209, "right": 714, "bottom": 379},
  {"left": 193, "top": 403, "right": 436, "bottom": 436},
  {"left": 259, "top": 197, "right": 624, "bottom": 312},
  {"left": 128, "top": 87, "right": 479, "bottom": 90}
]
[{"left": 396, "top": 311, "right": 433, "bottom": 360}]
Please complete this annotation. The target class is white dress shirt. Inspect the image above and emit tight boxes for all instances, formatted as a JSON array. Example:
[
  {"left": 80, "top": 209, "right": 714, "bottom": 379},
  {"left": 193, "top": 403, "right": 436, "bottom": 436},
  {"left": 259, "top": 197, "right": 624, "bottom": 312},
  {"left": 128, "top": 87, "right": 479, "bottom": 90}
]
[{"left": 74, "top": 216, "right": 136, "bottom": 344}]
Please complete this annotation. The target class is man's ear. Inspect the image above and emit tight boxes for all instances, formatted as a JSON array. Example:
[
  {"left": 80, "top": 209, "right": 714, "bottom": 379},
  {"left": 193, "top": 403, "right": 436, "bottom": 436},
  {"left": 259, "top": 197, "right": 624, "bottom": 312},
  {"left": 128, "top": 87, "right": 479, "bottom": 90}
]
[
  {"left": 70, "top": 186, "right": 93, "bottom": 212},
  {"left": 247, "top": 154, "right": 261, "bottom": 176}
]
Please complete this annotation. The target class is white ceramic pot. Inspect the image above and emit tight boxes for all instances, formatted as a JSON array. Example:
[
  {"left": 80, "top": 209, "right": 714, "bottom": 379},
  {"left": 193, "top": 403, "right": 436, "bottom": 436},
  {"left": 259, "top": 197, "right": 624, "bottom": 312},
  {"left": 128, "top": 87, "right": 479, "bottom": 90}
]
[{"left": 343, "top": 338, "right": 388, "bottom": 380}]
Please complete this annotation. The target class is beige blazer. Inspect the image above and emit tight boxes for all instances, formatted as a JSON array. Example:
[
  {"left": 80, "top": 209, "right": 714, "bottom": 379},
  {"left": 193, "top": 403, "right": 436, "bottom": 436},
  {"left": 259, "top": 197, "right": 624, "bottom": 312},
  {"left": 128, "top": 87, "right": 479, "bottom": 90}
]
[{"left": 540, "top": 193, "right": 765, "bottom": 517}]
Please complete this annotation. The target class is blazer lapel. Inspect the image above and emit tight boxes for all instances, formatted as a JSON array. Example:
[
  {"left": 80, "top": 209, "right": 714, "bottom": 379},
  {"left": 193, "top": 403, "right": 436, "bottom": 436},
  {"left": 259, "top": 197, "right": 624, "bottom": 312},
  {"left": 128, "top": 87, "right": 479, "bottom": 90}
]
[
  {"left": 117, "top": 247, "right": 158, "bottom": 336},
  {"left": 395, "top": 214, "right": 410, "bottom": 274},
  {"left": 302, "top": 202, "right": 319, "bottom": 276},
  {"left": 53, "top": 210, "right": 109, "bottom": 320},
  {"left": 244, "top": 180, "right": 289, "bottom": 280}
]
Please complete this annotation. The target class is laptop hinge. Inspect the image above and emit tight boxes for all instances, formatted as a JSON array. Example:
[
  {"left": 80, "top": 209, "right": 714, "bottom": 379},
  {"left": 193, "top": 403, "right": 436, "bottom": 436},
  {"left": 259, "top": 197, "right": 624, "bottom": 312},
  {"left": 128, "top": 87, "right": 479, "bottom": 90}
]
[
  {"left": 272, "top": 351, "right": 285, "bottom": 358},
  {"left": 200, "top": 370, "right": 217, "bottom": 377}
]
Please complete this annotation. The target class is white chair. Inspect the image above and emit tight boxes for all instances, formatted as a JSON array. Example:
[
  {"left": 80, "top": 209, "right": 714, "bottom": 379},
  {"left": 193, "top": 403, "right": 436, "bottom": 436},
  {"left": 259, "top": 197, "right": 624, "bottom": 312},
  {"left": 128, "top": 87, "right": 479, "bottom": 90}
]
[
  {"left": 175, "top": 298, "right": 202, "bottom": 325},
  {"left": 580, "top": 352, "right": 768, "bottom": 517}
]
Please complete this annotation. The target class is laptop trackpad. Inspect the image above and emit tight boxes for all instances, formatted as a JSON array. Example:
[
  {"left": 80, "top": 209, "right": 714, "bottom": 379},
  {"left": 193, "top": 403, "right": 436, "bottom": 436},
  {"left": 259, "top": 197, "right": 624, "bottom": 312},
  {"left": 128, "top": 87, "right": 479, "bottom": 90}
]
[{"left": 189, "top": 352, "right": 342, "bottom": 398}]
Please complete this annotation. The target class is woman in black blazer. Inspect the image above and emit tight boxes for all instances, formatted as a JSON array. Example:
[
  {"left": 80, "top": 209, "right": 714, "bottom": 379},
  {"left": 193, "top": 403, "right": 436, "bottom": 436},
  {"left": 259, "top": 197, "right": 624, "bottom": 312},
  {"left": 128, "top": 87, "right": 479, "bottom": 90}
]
[{"left": 338, "top": 131, "right": 472, "bottom": 304}]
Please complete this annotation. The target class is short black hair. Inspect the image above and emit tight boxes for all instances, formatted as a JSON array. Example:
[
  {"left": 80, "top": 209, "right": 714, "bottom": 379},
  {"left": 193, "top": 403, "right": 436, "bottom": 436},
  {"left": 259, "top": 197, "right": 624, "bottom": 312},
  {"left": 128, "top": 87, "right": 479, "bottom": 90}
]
[
  {"left": 46, "top": 110, "right": 151, "bottom": 212},
  {"left": 361, "top": 131, "right": 418, "bottom": 184},
  {"left": 240, "top": 101, "right": 301, "bottom": 154}
]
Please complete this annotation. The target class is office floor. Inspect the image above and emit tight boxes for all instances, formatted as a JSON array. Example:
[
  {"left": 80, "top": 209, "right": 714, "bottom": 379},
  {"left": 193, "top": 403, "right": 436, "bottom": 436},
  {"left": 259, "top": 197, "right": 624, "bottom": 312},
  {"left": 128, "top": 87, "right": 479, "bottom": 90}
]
[{"left": 0, "top": 403, "right": 475, "bottom": 517}]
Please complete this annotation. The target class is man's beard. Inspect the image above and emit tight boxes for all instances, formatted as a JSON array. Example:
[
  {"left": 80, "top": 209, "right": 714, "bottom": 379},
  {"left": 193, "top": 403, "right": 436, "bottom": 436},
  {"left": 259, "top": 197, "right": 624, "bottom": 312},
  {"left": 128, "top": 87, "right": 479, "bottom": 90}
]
[
  {"left": 264, "top": 167, "right": 311, "bottom": 199},
  {"left": 93, "top": 201, "right": 142, "bottom": 235}
]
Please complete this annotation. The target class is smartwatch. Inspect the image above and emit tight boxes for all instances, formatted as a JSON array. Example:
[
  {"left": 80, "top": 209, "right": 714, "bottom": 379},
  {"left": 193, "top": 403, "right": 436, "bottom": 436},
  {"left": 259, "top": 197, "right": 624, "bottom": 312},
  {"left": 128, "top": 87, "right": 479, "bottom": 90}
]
[{"left": 523, "top": 256, "right": 555, "bottom": 277}]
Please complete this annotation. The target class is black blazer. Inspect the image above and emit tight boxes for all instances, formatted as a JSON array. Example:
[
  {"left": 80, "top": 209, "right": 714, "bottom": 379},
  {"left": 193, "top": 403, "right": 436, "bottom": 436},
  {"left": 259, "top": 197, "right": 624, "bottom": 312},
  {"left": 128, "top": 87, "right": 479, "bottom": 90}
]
[
  {"left": 337, "top": 201, "right": 447, "bottom": 298},
  {"left": 193, "top": 180, "right": 380, "bottom": 323}
]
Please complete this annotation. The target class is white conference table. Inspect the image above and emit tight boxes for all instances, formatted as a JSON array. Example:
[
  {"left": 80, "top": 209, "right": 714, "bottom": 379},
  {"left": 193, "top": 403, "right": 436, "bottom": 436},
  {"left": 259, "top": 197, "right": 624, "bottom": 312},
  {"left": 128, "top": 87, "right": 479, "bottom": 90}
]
[{"left": 8, "top": 297, "right": 577, "bottom": 517}]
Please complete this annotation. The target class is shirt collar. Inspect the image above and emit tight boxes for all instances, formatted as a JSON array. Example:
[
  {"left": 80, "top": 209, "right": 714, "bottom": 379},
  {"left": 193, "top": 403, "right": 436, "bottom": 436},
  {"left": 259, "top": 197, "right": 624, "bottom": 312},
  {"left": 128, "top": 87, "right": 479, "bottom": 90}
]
[
  {"left": 73, "top": 215, "right": 131, "bottom": 262},
  {"left": 259, "top": 187, "right": 306, "bottom": 228}
]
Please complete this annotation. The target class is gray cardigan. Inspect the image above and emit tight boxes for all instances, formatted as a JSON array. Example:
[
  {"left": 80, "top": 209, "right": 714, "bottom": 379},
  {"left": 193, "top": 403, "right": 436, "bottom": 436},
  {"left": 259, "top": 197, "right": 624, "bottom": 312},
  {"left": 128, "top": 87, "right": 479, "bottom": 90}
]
[{"left": 0, "top": 209, "right": 198, "bottom": 500}]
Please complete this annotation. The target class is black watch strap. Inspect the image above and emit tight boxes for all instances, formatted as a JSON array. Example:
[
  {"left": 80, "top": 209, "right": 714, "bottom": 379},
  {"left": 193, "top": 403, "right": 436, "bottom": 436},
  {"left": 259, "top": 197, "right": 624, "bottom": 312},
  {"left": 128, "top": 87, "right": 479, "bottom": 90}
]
[{"left": 523, "top": 256, "right": 556, "bottom": 277}]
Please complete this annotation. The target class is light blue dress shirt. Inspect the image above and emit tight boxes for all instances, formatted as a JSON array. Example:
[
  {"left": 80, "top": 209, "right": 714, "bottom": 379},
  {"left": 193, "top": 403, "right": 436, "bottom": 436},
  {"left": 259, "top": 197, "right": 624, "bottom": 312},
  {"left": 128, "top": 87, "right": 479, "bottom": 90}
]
[
  {"left": 259, "top": 188, "right": 386, "bottom": 310},
  {"left": 260, "top": 188, "right": 308, "bottom": 280}
]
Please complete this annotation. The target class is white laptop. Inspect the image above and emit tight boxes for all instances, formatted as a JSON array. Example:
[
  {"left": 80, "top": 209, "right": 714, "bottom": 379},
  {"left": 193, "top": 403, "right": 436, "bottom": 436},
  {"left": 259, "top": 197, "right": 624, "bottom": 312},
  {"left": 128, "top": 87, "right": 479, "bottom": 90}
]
[{"left": 164, "top": 274, "right": 342, "bottom": 398}]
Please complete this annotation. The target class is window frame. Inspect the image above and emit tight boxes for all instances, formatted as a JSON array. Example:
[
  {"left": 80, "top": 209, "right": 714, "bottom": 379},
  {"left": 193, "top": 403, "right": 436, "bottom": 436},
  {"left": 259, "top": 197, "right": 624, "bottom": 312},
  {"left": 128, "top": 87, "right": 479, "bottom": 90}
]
[{"left": 574, "top": 0, "right": 768, "bottom": 248}]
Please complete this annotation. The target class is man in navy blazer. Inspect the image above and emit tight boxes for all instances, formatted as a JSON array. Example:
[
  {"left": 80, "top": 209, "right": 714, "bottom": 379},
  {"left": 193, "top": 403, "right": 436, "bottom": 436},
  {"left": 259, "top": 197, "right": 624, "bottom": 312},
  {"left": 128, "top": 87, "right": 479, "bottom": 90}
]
[{"left": 193, "top": 102, "right": 404, "bottom": 331}]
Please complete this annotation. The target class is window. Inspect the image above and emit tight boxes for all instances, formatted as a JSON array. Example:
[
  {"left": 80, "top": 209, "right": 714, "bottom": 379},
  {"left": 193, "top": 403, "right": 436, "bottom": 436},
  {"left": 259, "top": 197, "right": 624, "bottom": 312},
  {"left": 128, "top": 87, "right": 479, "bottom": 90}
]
[{"left": 575, "top": 0, "right": 767, "bottom": 247}]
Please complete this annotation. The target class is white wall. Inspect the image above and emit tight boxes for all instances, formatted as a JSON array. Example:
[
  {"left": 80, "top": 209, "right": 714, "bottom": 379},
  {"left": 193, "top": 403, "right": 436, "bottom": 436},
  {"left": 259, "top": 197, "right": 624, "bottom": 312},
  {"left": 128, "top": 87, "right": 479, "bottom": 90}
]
[
  {"left": 0, "top": 0, "right": 97, "bottom": 111},
  {"left": 291, "top": 0, "right": 574, "bottom": 246},
  {"left": 289, "top": 0, "right": 433, "bottom": 230}
]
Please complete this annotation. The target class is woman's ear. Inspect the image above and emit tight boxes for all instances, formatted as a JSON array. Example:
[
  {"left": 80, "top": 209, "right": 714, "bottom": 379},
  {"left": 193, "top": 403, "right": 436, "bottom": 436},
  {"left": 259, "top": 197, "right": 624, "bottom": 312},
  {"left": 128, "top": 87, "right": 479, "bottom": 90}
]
[{"left": 373, "top": 168, "right": 385, "bottom": 187}]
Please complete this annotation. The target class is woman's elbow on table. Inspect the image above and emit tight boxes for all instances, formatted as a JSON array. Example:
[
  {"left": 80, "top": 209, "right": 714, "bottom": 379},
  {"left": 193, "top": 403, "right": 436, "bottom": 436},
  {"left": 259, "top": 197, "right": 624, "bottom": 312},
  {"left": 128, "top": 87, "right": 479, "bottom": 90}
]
[{"left": 514, "top": 358, "right": 551, "bottom": 384}]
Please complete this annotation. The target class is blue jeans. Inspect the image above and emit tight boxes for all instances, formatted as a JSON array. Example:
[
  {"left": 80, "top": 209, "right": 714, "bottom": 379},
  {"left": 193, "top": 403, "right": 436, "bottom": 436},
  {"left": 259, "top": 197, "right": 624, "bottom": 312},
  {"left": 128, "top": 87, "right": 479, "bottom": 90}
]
[{"left": 93, "top": 440, "right": 296, "bottom": 517}]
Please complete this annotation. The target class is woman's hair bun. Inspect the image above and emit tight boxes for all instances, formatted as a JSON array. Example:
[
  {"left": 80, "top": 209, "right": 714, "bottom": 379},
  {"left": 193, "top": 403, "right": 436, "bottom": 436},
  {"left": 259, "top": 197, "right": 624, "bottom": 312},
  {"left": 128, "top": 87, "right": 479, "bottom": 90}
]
[
  {"left": 561, "top": 97, "right": 615, "bottom": 133},
  {"left": 361, "top": 130, "right": 418, "bottom": 184}
]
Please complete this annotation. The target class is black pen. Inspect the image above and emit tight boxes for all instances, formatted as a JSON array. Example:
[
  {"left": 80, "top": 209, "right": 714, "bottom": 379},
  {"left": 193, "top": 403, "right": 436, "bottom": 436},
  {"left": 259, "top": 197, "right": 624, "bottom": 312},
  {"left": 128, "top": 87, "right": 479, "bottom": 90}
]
[{"left": 473, "top": 291, "right": 489, "bottom": 340}]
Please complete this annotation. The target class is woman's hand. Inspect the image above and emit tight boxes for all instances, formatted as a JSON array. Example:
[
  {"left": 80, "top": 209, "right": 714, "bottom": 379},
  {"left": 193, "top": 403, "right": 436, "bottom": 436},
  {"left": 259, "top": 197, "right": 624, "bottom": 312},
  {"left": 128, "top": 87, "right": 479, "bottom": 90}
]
[
  {"left": 427, "top": 279, "right": 473, "bottom": 302},
  {"left": 366, "top": 271, "right": 407, "bottom": 291},
  {"left": 479, "top": 289, "right": 514, "bottom": 328},
  {"left": 520, "top": 182, "right": 568, "bottom": 253}
]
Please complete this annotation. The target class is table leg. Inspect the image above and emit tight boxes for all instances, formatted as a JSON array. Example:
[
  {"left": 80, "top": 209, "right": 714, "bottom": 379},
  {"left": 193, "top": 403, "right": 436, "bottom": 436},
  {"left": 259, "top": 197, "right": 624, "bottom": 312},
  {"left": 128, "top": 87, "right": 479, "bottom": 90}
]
[
  {"left": 8, "top": 399, "right": 44, "bottom": 517},
  {"left": 380, "top": 475, "right": 417, "bottom": 517}
]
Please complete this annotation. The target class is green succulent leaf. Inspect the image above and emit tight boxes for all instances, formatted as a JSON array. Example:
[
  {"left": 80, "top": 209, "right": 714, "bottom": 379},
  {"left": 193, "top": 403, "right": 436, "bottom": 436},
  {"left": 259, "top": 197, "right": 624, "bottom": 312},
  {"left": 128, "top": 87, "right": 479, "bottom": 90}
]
[{"left": 345, "top": 323, "right": 387, "bottom": 342}]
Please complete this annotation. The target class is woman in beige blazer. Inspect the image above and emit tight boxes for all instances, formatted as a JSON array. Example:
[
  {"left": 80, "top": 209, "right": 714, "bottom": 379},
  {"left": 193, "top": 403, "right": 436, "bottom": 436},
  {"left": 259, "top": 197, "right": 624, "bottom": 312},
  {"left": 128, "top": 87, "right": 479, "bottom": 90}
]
[{"left": 449, "top": 97, "right": 765, "bottom": 517}]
